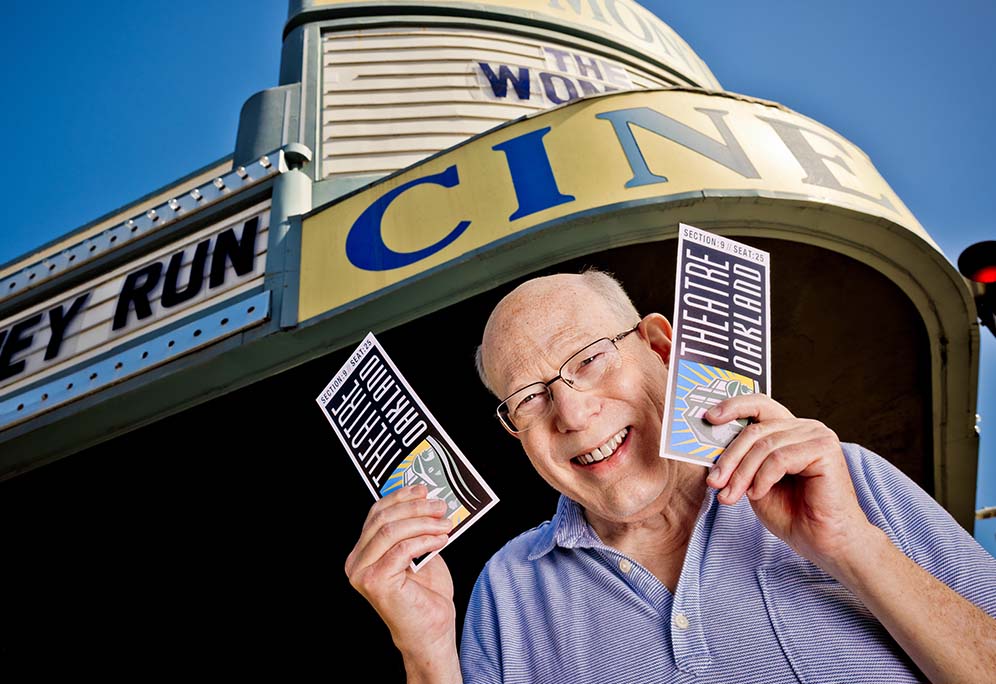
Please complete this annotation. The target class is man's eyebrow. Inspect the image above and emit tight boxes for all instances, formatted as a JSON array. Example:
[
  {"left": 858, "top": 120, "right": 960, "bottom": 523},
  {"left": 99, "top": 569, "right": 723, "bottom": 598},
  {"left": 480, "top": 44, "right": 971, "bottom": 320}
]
[
  {"left": 499, "top": 341, "right": 561, "bottom": 392},
  {"left": 547, "top": 327, "right": 584, "bottom": 354}
]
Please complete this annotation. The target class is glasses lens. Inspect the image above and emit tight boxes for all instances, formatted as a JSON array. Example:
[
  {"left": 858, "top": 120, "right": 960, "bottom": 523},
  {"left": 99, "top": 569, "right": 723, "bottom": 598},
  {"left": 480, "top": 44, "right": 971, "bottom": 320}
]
[
  {"left": 499, "top": 383, "right": 552, "bottom": 432},
  {"left": 563, "top": 338, "right": 620, "bottom": 391}
]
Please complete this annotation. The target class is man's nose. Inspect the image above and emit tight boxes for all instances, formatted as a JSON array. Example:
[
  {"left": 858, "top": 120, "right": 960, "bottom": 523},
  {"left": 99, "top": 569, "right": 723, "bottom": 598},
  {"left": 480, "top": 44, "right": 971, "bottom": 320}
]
[{"left": 550, "top": 382, "right": 599, "bottom": 432}]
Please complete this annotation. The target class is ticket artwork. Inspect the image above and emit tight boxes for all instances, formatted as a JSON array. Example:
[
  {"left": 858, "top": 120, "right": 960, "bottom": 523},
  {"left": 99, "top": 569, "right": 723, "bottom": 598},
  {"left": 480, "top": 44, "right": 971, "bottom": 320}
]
[
  {"left": 660, "top": 224, "right": 771, "bottom": 467},
  {"left": 317, "top": 332, "right": 498, "bottom": 570}
]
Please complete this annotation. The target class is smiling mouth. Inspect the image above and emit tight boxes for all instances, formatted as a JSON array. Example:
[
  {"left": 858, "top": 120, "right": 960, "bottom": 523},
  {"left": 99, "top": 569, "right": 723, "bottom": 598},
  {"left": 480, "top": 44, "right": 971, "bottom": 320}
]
[{"left": 572, "top": 427, "right": 630, "bottom": 466}]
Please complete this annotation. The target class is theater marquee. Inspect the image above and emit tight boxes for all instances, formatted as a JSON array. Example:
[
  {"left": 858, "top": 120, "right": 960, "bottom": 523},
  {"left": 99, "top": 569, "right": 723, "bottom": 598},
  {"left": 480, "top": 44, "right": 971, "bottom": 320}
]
[
  {"left": 0, "top": 203, "right": 270, "bottom": 430},
  {"left": 298, "top": 88, "right": 925, "bottom": 323}
]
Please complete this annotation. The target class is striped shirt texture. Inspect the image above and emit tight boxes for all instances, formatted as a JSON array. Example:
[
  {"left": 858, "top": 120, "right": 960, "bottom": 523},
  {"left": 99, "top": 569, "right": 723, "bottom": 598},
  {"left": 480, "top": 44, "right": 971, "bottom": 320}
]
[{"left": 460, "top": 443, "right": 996, "bottom": 683}]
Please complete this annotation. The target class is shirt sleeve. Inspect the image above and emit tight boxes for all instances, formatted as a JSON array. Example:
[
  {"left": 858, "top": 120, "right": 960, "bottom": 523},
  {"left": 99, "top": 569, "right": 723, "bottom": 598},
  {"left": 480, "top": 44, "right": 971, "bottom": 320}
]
[
  {"left": 460, "top": 561, "right": 504, "bottom": 684},
  {"left": 844, "top": 442, "right": 996, "bottom": 616}
]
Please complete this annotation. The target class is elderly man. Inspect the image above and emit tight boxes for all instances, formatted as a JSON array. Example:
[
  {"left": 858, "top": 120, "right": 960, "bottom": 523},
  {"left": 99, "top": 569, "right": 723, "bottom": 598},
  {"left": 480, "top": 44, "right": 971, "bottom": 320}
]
[{"left": 346, "top": 271, "right": 996, "bottom": 683}]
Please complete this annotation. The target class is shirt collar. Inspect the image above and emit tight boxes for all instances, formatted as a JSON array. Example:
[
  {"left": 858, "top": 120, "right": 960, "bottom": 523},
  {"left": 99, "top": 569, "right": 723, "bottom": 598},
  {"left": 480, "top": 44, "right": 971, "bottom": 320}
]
[{"left": 527, "top": 494, "right": 601, "bottom": 560}]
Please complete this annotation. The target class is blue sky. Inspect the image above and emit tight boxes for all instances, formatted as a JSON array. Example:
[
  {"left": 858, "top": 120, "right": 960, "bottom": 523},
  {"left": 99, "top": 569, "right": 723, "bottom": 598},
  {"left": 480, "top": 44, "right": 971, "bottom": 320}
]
[{"left": 1, "top": 1, "right": 993, "bottom": 552}]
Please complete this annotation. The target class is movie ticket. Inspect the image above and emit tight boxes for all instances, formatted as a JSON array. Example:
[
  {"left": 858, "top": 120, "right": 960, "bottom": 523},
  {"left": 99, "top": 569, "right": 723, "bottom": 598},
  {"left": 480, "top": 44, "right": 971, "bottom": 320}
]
[
  {"left": 317, "top": 332, "right": 498, "bottom": 570},
  {"left": 660, "top": 224, "right": 771, "bottom": 467}
]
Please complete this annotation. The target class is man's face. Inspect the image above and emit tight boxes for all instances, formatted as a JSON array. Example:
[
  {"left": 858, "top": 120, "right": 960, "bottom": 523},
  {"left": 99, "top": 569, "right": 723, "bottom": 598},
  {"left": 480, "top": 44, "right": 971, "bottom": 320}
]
[{"left": 482, "top": 276, "right": 678, "bottom": 524}]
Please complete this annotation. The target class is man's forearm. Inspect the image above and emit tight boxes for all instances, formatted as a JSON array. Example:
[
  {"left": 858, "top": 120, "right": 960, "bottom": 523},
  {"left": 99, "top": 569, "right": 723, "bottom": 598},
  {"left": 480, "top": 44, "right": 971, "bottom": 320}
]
[{"left": 822, "top": 524, "right": 996, "bottom": 683}]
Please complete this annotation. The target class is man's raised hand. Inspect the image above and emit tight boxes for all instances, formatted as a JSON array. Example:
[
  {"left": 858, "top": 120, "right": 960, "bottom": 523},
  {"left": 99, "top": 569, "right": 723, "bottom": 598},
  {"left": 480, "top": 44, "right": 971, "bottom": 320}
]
[
  {"left": 704, "top": 394, "right": 870, "bottom": 567},
  {"left": 345, "top": 485, "right": 462, "bottom": 683}
]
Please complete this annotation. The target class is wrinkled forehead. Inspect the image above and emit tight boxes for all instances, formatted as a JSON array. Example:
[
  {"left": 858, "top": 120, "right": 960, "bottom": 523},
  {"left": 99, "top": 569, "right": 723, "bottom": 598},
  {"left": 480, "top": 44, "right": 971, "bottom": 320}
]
[{"left": 482, "top": 276, "right": 625, "bottom": 394}]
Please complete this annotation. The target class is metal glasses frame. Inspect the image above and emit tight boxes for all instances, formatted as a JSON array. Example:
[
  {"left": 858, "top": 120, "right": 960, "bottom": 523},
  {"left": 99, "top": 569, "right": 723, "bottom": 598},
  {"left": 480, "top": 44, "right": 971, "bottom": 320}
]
[{"left": 496, "top": 322, "right": 641, "bottom": 433}]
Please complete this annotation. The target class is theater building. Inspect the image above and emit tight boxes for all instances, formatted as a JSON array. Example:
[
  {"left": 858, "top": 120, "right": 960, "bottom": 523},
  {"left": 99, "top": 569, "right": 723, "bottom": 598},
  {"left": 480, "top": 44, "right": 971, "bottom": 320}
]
[{"left": 0, "top": 0, "right": 979, "bottom": 671}]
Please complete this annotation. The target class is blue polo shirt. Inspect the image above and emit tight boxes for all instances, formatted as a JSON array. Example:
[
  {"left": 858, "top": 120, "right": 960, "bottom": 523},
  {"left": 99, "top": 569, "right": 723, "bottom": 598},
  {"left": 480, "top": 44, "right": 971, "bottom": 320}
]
[{"left": 460, "top": 443, "right": 996, "bottom": 683}]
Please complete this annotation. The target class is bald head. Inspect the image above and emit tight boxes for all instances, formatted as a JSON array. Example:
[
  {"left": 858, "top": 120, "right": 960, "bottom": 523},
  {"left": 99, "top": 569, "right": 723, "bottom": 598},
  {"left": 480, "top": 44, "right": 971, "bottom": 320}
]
[{"left": 475, "top": 271, "right": 640, "bottom": 396}]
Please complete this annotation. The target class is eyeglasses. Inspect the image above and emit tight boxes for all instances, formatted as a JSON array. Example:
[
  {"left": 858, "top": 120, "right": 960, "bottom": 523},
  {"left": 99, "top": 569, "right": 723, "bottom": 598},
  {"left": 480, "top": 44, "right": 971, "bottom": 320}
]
[{"left": 496, "top": 323, "right": 641, "bottom": 433}]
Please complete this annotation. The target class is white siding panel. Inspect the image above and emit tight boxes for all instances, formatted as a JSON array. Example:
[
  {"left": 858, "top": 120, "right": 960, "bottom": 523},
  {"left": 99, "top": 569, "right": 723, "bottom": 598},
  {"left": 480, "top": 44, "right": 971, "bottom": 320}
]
[
  {"left": 324, "top": 89, "right": 509, "bottom": 107},
  {"left": 332, "top": 61, "right": 505, "bottom": 77},
  {"left": 324, "top": 102, "right": 535, "bottom": 123},
  {"left": 632, "top": 74, "right": 669, "bottom": 88},
  {"left": 326, "top": 134, "right": 475, "bottom": 156},
  {"left": 324, "top": 153, "right": 451, "bottom": 176},
  {"left": 324, "top": 34, "right": 542, "bottom": 56},
  {"left": 332, "top": 74, "right": 482, "bottom": 91},
  {"left": 325, "top": 47, "right": 542, "bottom": 67},
  {"left": 327, "top": 118, "right": 503, "bottom": 138},
  {"left": 322, "top": 27, "right": 677, "bottom": 179}
]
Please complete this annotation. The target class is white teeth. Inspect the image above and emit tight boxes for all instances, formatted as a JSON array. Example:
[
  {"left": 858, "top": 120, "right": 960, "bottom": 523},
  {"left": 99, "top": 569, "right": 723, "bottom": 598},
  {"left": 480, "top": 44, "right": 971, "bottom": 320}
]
[{"left": 576, "top": 427, "right": 629, "bottom": 465}]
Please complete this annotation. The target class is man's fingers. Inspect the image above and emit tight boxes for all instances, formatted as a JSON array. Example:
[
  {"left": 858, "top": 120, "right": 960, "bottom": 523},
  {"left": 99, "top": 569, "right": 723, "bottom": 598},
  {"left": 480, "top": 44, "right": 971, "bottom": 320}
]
[
  {"left": 351, "top": 533, "right": 450, "bottom": 595},
  {"left": 750, "top": 427, "right": 843, "bottom": 499},
  {"left": 748, "top": 441, "right": 815, "bottom": 500},
  {"left": 346, "top": 486, "right": 448, "bottom": 577},
  {"left": 708, "top": 419, "right": 794, "bottom": 491},
  {"left": 381, "top": 533, "right": 450, "bottom": 574},
  {"left": 360, "top": 492, "right": 448, "bottom": 539},
  {"left": 361, "top": 484, "right": 432, "bottom": 531},
  {"left": 706, "top": 393, "right": 794, "bottom": 426},
  {"left": 717, "top": 426, "right": 794, "bottom": 504},
  {"left": 350, "top": 513, "right": 452, "bottom": 574},
  {"left": 714, "top": 423, "right": 824, "bottom": 504}
]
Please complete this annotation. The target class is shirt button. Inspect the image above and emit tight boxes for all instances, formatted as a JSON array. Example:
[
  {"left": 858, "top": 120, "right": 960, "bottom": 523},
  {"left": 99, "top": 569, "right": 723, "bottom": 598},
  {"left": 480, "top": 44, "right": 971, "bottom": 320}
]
[
  {"left": 618, "top": 559, "right": 633, "bottom": 574},
  {"left": 674, "top": 612, "right": 690, "bottom": 630}
]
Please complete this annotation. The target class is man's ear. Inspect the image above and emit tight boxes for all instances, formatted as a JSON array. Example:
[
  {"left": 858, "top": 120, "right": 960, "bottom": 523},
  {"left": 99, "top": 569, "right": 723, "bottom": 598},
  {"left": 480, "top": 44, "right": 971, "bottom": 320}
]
[{"left": 639, "top": 313, "right": 673, "bottom": 367}]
